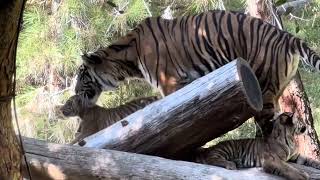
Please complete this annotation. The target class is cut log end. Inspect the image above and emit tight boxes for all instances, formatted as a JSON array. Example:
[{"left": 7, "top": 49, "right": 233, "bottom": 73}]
[{"left": 237, "top": 58, "right": 263, "bottom": 111}]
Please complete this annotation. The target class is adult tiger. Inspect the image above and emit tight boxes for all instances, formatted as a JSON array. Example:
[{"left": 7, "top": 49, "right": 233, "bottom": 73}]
[{"left": 75, "top": 10, "right": 320, "bottom": 135}]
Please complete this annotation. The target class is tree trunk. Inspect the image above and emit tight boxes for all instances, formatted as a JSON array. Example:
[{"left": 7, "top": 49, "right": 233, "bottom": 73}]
[
  {"left": 0, "top": 0, "right": 26, "bottom": 179},
  {"left": 247, "top": 0, "right": 320, "bottom": 159},
  {"left": 279, "top": 73, "right": 320, "bottom": 159},
  {"left": 80, "top": 59, "right": 263, "bottom": 159},
  {"left": 21, "top": 137, "right": 289, "bottom": 180}
]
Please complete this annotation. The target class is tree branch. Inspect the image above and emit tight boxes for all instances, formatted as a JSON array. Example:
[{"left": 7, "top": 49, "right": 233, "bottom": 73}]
[{"left": 277, "top": 0, "right": 311, "bottom": 15}]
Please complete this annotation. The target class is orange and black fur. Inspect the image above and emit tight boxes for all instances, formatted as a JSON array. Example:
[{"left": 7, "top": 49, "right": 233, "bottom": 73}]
[
  {"left": 75, "top": 10, "right": 320, "bottom": 135},
  {"left": 193, "top": 112, "right": 320, "bottom": 180},
  {"left": 60, "top": 95, "right": 159, "bottom": 144}
]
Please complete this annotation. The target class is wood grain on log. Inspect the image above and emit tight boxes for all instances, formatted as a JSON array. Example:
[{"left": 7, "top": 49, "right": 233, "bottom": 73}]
[
  {"left": 80, "top": 59, "right": 263, "bottom": 159},
  {"left": 22, "top": 137, "right": 287, "bottom": 180}
]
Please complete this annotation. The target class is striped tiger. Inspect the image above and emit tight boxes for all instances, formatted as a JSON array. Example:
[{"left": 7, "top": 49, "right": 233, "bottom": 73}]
[
  {"left": 60, "top": 95, "right": 159, "bottom": 144},
  {"left": 193, "top": 112, "right": 320, "bottom": 180},
  {"left": 75, "top": 10, "right": 320, "bottom": 135}
]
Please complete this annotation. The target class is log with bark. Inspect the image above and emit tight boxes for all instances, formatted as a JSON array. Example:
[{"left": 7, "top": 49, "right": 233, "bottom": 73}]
[
  {"left": 22, "top": 137, "right": 320, "bottom": 180},
  {"left": 279, "top": 72, "right": 320, "bottom": 159},
  {"left": 78, "top": 58, "right": 263, "bottom": 159}
]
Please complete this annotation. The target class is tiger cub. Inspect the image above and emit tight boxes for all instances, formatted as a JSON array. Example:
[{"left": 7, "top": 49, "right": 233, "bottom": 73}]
[
  {"left": 60, "top": 95, "right": 159, "bottom": 144},
  {"left": 194, "top": 112, "right": 320, "bottom": 180}
]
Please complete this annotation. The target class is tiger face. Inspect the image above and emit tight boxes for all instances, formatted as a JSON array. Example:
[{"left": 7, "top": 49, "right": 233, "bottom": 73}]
[
  {"left": 82, "top": 53, "right": 123, "bottom": 89},
  {"left": 272, "top": 112, "right": 306, "bottom": 137},
  {"left": 75, "top": 53, "right": 133, "bottom": 103},
  {"left": 60, "top": 95, "right": 89, "bottom": 117},
  {"left": 75, "top": 64, "right": 103, "bottom": 104}
]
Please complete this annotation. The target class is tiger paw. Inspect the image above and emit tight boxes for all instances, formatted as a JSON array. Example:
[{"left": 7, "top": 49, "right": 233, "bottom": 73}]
[
  {"left": 301, "top": 172, "right": 310, "bottom": 180},
  {"left": 294, "top": 171, "right": 310, "bottom": 180},
  {"left": 225, "top": 162, "right": 237, "bottom": 170}
]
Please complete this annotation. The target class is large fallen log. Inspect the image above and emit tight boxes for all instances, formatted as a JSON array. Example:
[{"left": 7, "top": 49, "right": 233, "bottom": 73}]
[
  {"left": 22, "top": 137, "right": 286, "bottom": 180},
  {"left": 22, "top": 137, "right": 320, "bottom": 180},
  {"left": 80, "top": 58, "right": 263, "bottom": 158}
]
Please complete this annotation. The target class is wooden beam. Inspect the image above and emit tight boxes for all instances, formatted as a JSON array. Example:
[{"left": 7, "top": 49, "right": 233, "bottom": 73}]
[
  {"left": 22, "top": 137, "right": 288, "bottom": 180},
  {"left": 79, "top": 59, "right": 263, "bottom": 159}
]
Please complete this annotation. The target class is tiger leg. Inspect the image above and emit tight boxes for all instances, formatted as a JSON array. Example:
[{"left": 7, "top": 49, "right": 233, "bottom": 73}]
[
  {"left": 196, "top": 155, "right": 237, "bottom": 170},
  {"left": 263, "top": 154, "right": 309, "bottom": 180},
  {"left": 69, "top": 128, "right": 93, "bottom": 145},
  {"left": 159, "top": 76, "right": 196, "bottom": 96},
  {"left": 206, "top": 159, "right": 237, "bottom": 170},
  {"left": 255, "top": 93, "right": 278, "bottom": 137},
  {"left": 294, "top": 155, "right": 320, "bottom": 170},
  {"left": 69, "top": 133, "right": 83, "bottom": 145},
  {"left": 69, "top": 121, "right": 83, "bottom": 145}
]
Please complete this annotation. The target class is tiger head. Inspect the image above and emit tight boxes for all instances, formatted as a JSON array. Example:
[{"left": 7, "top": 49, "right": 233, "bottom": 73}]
[
  {"left": 75, "top": 50, "right": 142, "bottom": 103},
  {"left": 60, "top": 95, "right": 93, "bottom": 117},
  {"left": 75, "top": 64, "right": 103, "bottom": 104},
  {"left": 270, "top": 112, "right": 306, "bottom": 138}
]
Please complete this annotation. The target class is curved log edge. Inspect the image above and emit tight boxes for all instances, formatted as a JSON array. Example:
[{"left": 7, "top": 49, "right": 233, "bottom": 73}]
[{"left": 79, "top": 59, "right": 263, "bottom": 158}]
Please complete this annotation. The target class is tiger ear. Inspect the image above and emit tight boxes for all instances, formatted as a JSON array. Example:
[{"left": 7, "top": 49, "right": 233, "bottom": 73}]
[
  {"left": 264, "top": 119, "right": 275, "bottom": 135},
  {"left": 280, "top": 112, "right": 294, "bottom": 125},
  {"left": 81, "top": 53, "right": 102, "bottom": 65},
  {"left": 283, "top": 112, "right": 294, "bottom": 119}
]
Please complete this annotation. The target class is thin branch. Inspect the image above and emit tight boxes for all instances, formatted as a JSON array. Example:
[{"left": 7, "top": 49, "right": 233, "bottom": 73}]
[
  {"left": 217, "top": 0, "right": 225, "bottom": 10},
  {"left": 161, "top": 6, "right": 173, "bottom": 19},
  {"left": 277, "top": 0, "right": 311, "bottom": 15},
  {"left": 288, "top": 13, "right": 311, "bottom": 21},
  {"left": 105, "top": 1, "right": 130, "bottom": 36},
  {"left": 267, "top": 0, "right": 283, "bottom": 29},
  {"left": 142, "top": 0, "right": 152, "bottom": 17},
  {"left": 49, "top": 87, "right": 72, "bottom": 97}
]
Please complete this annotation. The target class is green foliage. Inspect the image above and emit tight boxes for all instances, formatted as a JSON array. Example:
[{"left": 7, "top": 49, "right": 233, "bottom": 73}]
[
  {"left": 98, "top": 80, "right": 158, "bottom": 108},
  {"left": 204, "top": 119, "right": 256, "bottom": 147},
  {"left": 16, "top": 86, "right": 37, "bottom": 107},
  {"left": 17, "top": 7, "right": 57, "bottom": 85},
  {"left": 275, "top": 0, "right": 288, "bottom": 6},
  {"left": 184, "top": 0, "right": 222, "bottom": 14},
  {"left": 224, "top": 0, "right": 246, "bottom": 10},
  {"left": 127, "top": 0, "right": 150, "bottom": 25},
  {"left": 300, "top": 69, "right": 320, "bottom": 135},
  {"left": 283, "top": 1, "right": 320, "bottom": 47}
]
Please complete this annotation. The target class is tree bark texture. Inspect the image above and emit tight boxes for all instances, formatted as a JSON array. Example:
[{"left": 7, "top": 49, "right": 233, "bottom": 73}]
[
  {"left": 22, "top": 137, "right": 290, "bottom": 180},
  {"left": 279, "top": 72, "right": 320, "bottom": 159},
  {"left": 247, "top": 0, "right": 320, "bottom": 159},
  {"left": 0, "top": 1, "right": 25, "bottom": 179},
  {"left": 80, "top": 59, "right": 263, "bottom": 159}
]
